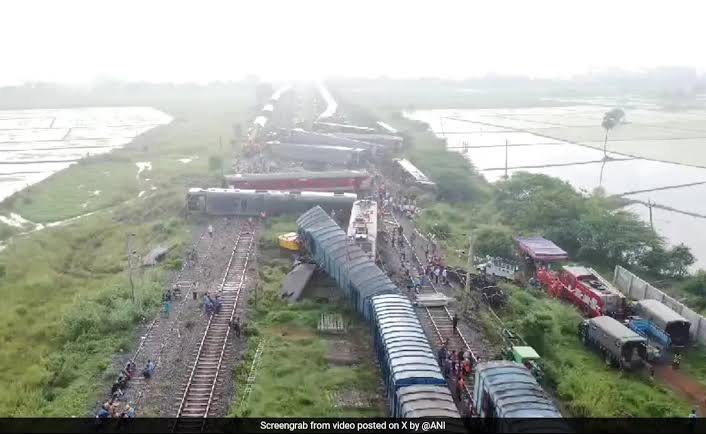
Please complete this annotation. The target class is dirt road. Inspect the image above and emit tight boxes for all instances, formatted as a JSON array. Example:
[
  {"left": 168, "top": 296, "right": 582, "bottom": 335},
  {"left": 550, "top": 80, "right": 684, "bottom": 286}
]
[{"left": 656, "top": 364, "right": 706, "bottom": 416}]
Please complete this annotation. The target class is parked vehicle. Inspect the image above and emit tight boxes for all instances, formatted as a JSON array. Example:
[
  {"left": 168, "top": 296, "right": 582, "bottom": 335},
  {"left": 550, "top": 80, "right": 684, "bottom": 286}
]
[
  {"left": 579, "top": 316, "right": 647, "bottom": 369},
  {"left": 539, "top": 265, "right": 626, "bottom": 318},
  {"left": 477, "top": 255, "right": 518, "bottom": 281},
  {"left": 628, "top": 317, "right": 671, "bottom": 350},
  {"left": 633, "top": 299, "right": 691, "bottom": 347}
]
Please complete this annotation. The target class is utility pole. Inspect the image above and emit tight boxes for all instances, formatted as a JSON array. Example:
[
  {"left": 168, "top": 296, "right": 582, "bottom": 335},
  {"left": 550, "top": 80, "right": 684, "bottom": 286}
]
[
  {"left": 439, "top": 117, "right": 446, "bottom": 138},
  {"left": 504, "top": 139, "right": 509, "bottom": 179},
  {"left": 465, "top": 234, "right": 474, "bottom": 294},
  {"left": 127, "top": 233, "right": 136, "bottom": 305},
  {"left": 647, "top": 199, "right": 654, "bottom": 229}
]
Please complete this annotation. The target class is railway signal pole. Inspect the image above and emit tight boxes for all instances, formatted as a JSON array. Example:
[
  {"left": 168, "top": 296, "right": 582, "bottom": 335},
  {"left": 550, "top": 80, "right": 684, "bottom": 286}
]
[
  {"left": 127, "top": 233, "right": 136, "bottom": 305},
  {"left": 465, "top": 234, "right": 474, "bottom": 294},
  {"left": 504, "top": 140, "right": 509, "bottom": 179}
]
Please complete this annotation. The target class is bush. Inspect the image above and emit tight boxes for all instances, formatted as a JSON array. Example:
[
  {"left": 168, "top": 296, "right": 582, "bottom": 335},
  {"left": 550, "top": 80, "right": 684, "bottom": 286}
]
[
  {"left": 165, "top": 258, "right": 183, "bottom": 271},
  {"left": 429, "top": 221, "right": 451, "bottom": 240},
  {"left": 473, "top": 224, "right": 514, "bottom": 258}
]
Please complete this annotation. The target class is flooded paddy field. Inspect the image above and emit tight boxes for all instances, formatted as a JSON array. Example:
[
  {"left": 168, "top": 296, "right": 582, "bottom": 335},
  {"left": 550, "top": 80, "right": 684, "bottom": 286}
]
[
  {"left": 406, "top": 105, "right": 706, "bottom": 270},
  {"left": 0, "top": 107, "right": 171, "bottom": 201}
]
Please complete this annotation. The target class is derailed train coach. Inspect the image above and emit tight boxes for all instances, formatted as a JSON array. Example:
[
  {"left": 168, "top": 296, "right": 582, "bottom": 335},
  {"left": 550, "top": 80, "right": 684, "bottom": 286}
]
[
  {"left": 187, "top": 188, "right": 356, "bottom": 217},
  {"left": 266, "top": 141, "right": 367, "bottom": 167},
  {"left": 297, "top": 206, "right": 461, "bottom": 419},
  {"left": 276, "top": 128, "right": 383, "bottom": 155},
  {"left": 473, "top": 361, "right": 567, "bottom": 432}
]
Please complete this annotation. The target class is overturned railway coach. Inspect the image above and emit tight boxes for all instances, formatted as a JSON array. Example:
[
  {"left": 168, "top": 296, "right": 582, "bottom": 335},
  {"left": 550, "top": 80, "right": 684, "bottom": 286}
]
[
  {"left": 224, "top": 170, "right": 373, "bottom": 193},
  {"left": 276, "top": 128, "right": 383, "bottom": 155},
  {"left": 267, "top": 141, "right": 367, "bottom": 167},
  {"left": 187, "top": 188, "right": 356, "bottom": 217}
]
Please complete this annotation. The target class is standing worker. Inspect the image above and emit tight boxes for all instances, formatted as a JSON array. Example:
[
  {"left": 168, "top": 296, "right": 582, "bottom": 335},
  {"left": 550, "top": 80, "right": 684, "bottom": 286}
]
[
  {"left": 456, "top": 374, "right": 466, "bottom": 401},
  {"left": 208, "top": 224, "right": 214, "bottom": 238},
  {"left": 452, "top": 313, "right": 459, "bottom": 334},
  {"left": 230, "top": 317, "right": 241, "bottom": 337}
]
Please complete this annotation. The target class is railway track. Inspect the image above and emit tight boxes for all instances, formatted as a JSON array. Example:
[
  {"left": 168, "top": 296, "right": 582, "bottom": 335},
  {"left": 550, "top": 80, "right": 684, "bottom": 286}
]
[
  {"left": 173, "top": 224, "right": 255, "bottom": 430},
  {"left": 382, "top": 209, "right": 478, "bottom": 412}
]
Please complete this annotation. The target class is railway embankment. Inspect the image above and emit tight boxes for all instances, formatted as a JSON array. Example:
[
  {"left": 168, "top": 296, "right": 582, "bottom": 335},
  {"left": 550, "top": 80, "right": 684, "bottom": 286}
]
[{"left": 0, "top": 93, "right": 252, "bottom": 416}]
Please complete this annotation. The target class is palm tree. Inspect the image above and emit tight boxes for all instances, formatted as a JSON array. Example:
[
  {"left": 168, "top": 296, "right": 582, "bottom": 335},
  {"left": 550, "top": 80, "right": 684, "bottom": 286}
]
[{"left": 601, "top": 113, "right": 617, "bottom": 160}]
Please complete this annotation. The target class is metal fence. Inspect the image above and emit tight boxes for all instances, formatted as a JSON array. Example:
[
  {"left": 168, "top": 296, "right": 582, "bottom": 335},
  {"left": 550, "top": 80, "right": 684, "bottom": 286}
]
[{"left": 613, "top": 265, "right": 706, "bottom": 344}]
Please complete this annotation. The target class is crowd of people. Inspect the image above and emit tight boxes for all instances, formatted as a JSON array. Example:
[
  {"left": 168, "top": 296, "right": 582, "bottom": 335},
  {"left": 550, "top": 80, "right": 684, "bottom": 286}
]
[
  {"left": 96, "top": 358, "right": 157, "bottom": 419},
  {"left": 437, "top": 341, "right": 474, "bottom": 400},
  {"left": 374, "top": 177, "right": 477, "bottom": 414},
  {"left": 203, "top": 292, "right": 224, "bottom": 316}
]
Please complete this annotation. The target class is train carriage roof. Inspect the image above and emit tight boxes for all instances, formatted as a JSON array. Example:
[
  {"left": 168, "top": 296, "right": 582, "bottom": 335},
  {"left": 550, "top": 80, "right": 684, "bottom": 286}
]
[
  {"left": 372, "top": 294, "right": 412, "bottom": 304},
  {"left": 391, "top": 369, "right": 445, "bottom": 387},
  {"left": 225, "top": 170, "right": 369, "bottom": 182},
  {"left": 397, "top": 385, "right": 461, "bottom": 419},
  {"left": 515, "top": 236, "right": 569, "bottom": 262},
  {"left": 376, "top": 313, "right": 419, "bottom": 324},
  {"left": 382, "top": 332, "right": 429, "bottom": 345},
  {"left": 476, "top": 361, "right": 562, "bottom": 418}
]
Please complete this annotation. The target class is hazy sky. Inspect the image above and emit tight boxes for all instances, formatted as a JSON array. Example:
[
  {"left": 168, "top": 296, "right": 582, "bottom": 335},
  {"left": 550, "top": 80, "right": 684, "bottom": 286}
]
[{"left": 2, "top": 0, "right": 704, "bottom": 84}]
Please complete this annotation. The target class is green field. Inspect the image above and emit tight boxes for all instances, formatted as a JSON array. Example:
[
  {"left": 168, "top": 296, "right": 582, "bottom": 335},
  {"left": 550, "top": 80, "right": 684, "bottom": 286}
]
[{"left": 0, "top": 88, "right": 253, "bottom": 416}]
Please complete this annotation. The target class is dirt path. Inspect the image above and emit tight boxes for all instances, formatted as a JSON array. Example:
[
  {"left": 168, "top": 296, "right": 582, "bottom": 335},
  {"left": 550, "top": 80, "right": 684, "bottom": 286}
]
[{"left": 656, "top": 364, "right": 706, "bottom": 415}]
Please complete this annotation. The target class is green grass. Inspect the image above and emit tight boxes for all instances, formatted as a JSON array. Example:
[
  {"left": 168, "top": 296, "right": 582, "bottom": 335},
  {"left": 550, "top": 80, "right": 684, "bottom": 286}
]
[
  {"left": 0, "top": 222, "right": 20, "bottom": 242},
  {"left": 6, "top": 160, "right": 140, "bottom": 223},
  {"left": 681, "top": 345, "right": 706, "bottom": 385},
  {"left": 230, "top": 218, "right": 384, "bottom": 417},
  {"left": 0, "top": 95, "right": 253, "bottom": 416}
]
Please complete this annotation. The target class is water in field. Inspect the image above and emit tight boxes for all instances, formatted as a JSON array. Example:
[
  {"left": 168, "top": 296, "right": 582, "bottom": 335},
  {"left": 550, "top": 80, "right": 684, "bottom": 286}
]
[
  {"left": 406, "top": 107, "right": 706, "bottom": 270},
  {"left": 0, "top": 107, "right": 171, "bottom": 202}
]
